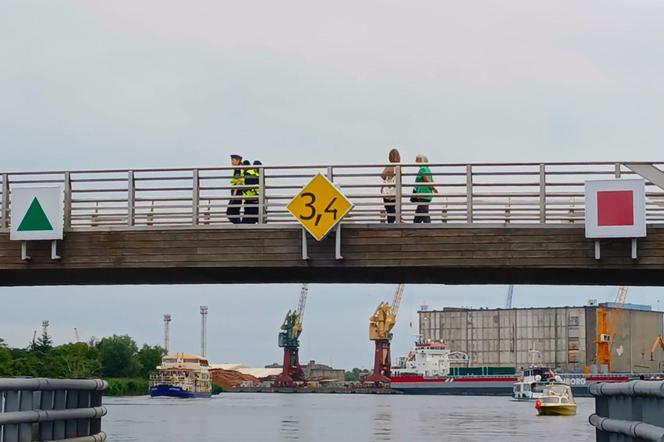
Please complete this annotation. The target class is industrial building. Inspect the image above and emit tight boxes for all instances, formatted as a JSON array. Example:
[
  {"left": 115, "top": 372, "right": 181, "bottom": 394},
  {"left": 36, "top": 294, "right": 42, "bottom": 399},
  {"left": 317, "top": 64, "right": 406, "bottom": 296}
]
[{"left": 419, "top": 303, "right": 664, "bottom": 373}]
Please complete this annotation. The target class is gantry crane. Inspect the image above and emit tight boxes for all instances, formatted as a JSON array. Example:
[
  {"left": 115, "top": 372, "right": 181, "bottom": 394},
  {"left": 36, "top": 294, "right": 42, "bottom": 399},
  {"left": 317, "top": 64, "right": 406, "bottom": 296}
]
[
  {"left": 275, "top": 284, "right": 309, "bottom": 386},
  {"left": 365, "top": 284, "right": 405, "bottom": 384},
  {"left": 596, "top": 286, "right": 629, "bottom": 372}
]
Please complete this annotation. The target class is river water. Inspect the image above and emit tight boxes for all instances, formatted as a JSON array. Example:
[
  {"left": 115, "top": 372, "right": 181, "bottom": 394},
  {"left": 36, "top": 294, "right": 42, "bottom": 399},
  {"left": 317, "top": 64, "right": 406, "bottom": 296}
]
[{"left": 104, "top": 394, "right": 595, "bottom": 441}]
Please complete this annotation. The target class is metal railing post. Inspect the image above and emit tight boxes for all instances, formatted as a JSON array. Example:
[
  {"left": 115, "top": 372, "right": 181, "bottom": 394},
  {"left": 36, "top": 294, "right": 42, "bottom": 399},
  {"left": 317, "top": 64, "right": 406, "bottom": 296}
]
[
  {"left": 4, "top": 390, "right": 20, "bottom": 441},
  {"left": 77, "top": 390, "right": 91, "bottom": 437},
  {"left": 39, "top": 390, "right": 55, "bottom": 441},
  {"left": 192, "top": 169, "right": 200, "bottom": 226},
  {"left": 258, "top": 166, "right": 266, "bottom": 224},
  {"left": 539, "top": 164, "right": 546, "bottom": 224},
  {"left": 326, "top": 166, "right": 334, "bottom": 181},
  {"left": 1, "top": 173, "right": 8, "bottom": 230},
  {"left": 64, "top": 171, "right": 72, "bottom": 230},
  {"left": 127, "top": 170, "right": 135, "bottom": 227},
  {"left": 53, "top": 389, "right": 66, "bottom": 439},
  {"left": 90, "top": 390, "right": 103, "bottom": 435},
  {"left": 19, "top": 388, "right": 33, "bottom": 441},
  {"left": 466, "top": 165, "right": 473, "bottom": 223},
  {"left": 615, "top": 163, "right": 622, "bottom": 178},
  {"left": 65, "top": 388, "right": 78, "bottom": 438},
  {"left": 395, "top": 166, "right": 402, "bottom": 224}
]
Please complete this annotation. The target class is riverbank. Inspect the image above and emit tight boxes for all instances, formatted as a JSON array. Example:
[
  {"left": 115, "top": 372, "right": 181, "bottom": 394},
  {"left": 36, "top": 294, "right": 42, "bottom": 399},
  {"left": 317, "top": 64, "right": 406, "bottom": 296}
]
[
  {"left": 226, "top": 386, "right": 397, "bottom": 394},
  {"left": 105, "top": 378, "right": 149, "bottom": 396}
]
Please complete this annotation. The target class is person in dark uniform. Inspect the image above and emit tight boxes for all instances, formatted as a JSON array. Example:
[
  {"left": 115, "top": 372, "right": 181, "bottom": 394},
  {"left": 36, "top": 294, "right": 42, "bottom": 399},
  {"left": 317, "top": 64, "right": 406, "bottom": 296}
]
[
  {"left": 242, "top": 160, "right": 261, "bottom": 224},
  {"left": 226, "top": 154, "right": 244, "bottom": 224}
]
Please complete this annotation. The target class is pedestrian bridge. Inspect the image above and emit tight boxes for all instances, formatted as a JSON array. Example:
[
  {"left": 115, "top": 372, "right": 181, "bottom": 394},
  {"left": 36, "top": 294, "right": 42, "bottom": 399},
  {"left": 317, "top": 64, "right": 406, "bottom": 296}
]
[{"left": 1, "top": 161, "right": 663, "bottom": 286}]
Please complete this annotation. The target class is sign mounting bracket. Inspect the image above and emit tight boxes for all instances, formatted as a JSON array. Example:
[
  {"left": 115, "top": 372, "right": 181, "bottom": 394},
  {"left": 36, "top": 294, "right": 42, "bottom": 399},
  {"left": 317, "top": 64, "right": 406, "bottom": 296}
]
[
  {"left": 301, "top": 228, "right": 309, "bottom": 261},
  {"left": 335, "top": 224, "right": 343, "bottom": 260},
  {"left": 21, "top": 241, "right": 31, "bottom": 261},
  {"left": 594, "top": 238, "right": 638, "bottom": 260},
  {"left": 51, "top": 240, "right": 61, "bottom": 260}
]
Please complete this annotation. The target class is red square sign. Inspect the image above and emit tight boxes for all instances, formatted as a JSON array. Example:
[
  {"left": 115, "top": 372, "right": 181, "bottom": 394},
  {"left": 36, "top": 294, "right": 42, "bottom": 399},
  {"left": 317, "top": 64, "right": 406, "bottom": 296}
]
[
  {"left": 597, "top": 190, "right": 634, "bottom": 226},
  {"left": 585, "top": 179, "right": 645, "bottom": 238}
]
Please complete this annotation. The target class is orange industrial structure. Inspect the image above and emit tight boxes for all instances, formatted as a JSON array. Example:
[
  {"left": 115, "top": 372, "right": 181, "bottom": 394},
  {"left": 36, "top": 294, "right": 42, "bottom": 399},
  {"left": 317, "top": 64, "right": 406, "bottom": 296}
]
[{"left": 595, "top": 287, "right": 629, "bottom": 372}]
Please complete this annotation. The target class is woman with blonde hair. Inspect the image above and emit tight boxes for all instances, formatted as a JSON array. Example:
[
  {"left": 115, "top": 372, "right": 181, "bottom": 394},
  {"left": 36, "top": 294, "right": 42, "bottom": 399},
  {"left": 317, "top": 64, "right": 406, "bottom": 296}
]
[
  {"left": 412, "top": 154, "right": 437, "bottom": 223},
  {"left": 380, "top": 148, "right": 401, "bottom": 223}
]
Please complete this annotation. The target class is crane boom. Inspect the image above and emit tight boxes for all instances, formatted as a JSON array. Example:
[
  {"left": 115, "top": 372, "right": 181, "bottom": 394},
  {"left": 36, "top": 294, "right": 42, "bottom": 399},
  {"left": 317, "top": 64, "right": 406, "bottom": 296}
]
[
  {"left": 296, "top": 284, "right": 309, "bottom": 326},
  {"left": 505, "top": 285, "right": 514, "bottom": 309},
  {"left": 615, "top": 286, "right": 628, "bottom": 307},
  {"left": 390, "top": 284, "right": 405, "bottom": 318}
]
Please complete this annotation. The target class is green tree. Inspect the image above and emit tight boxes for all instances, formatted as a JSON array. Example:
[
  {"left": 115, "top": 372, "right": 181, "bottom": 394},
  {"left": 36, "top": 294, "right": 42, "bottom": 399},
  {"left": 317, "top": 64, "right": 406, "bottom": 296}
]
[
  {"left": 137, "top": 344, "right": 166, "bottom": 379},
  {"left": 344, "top": 368, "right": 368, "bottom": 382},
  {"left": 0, "top": 338, "right": 11, "bottom": 376},
  {"left": 52, "top": 343, "right": 102, "bottom": 378},
  {"left": 35, "top": 329, "right": 53, "bottom": 352},
  {"left": 97, "top": 335, "right": 142, "bottom": 378}
]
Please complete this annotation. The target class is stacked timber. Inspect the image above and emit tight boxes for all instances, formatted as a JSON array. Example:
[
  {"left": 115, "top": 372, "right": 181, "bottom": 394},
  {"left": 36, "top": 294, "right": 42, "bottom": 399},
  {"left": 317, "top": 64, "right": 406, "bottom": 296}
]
[{"left": 209, "top": 368, "right": 259, "bottom": 389}]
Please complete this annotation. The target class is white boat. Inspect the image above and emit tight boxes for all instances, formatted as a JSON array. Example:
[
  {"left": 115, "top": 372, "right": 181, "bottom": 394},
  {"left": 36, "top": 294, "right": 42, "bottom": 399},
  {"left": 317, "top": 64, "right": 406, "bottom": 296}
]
[
  {"left": 512, "top": 367, "right": 562, "bottom": 400},
  {"left": 149, "top": 353, "right": 212, "bottom": 398}
]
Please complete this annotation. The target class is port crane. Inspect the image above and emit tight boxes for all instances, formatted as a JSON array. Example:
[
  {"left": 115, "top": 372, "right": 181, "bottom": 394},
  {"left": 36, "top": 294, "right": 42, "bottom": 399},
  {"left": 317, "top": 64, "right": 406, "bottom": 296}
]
[
  {"left": 596, "top": 286, "right": 628, "bottom": 372},
  {"left": 505, "top": 285, "right": 515, "bottom": 309},
  {"left": 650, "top": 336, "right": 664, "bottom": 362},
  {"left": 366, "top": 284, "right": 405, "bottom": 384},
  {"left": 275, "top": 284, "right": 309, "bottom": 386}
]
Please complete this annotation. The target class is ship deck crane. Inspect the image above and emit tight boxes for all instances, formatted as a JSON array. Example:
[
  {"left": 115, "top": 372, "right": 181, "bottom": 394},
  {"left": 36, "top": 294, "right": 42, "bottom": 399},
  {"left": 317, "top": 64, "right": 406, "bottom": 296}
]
[
  {"left": 275, "top": 284, "right": 309, "bottom": 386},
  {"left": 365, "top": 284, "right": 405, "bottom": 384}
]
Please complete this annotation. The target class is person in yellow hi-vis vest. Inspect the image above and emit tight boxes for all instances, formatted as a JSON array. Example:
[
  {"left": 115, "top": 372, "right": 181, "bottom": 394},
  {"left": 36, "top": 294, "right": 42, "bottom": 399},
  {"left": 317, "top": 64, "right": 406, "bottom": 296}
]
[
  {"left": 242, "top": 160, "right": 261, "bottom": 224},
  {"left": 226, "top": 154, "right": 244, "bottom": 224}
]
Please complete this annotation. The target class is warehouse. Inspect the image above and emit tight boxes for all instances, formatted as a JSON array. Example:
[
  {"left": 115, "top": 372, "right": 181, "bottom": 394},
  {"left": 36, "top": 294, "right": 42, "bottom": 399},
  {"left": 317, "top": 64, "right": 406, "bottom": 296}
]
[{"left": 418, "top": 303, "right": 663, "bottom": 373}]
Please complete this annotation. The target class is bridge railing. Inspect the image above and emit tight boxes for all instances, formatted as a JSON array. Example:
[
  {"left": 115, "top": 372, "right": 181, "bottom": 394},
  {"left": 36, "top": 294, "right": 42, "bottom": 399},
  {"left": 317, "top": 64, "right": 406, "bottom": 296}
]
[
  {"left": 1, "top": 162, "right": 663, "bottom": 230},
  {"left": 589, "top": 380, "right": 664, "bottom": 442},
  {"left": 0, "top": 378, "right": 107, "bottom": 442}
]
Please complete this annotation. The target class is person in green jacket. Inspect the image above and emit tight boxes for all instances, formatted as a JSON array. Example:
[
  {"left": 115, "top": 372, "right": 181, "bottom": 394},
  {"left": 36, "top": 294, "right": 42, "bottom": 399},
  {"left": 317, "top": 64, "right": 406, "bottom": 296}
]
[
  {"left": 242, "top": 160, "right": 261, "bottom": 224},
  {"left": 413, "top": 154, "right": 437, "bottom": 223},
  {"left": 226, "top": 154, "right": 244, "bottom": 224}
]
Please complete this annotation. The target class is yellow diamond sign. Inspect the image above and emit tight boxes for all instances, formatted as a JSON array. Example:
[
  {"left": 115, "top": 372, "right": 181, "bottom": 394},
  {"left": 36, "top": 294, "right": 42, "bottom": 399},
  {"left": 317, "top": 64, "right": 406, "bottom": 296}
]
[{"left": 287, "top": 174, "right": 353, "bottom": 241}]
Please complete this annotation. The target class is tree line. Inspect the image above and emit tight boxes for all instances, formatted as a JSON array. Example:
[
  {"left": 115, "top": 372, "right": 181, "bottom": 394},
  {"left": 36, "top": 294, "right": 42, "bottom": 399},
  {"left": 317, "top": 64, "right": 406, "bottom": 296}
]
[{"left": 0, "top": 331, "right": 165, "bottom": 381}]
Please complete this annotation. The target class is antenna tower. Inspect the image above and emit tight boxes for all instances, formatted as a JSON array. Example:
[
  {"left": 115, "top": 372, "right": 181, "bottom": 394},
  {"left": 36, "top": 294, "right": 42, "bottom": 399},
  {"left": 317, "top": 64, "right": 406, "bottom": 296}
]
[
  {"left": 200, "top": 306, "right": 208, "bottom": 357},
  {"left": 163, "top": 314, "right": 172, "bottom": 353}
]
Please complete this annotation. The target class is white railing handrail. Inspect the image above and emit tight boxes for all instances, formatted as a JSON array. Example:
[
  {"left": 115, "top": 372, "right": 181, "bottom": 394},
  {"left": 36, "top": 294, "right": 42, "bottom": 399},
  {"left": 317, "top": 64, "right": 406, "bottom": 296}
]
[
  {"left": 2, "top": 160, "right": 664, "bottom": 176},
  {"left": 1, "top": 161, "right": 663, "bottom": 231}
]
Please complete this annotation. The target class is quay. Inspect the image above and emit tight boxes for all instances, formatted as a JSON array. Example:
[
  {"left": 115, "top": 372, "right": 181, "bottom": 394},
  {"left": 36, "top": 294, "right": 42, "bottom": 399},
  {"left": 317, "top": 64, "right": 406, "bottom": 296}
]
[{"left": 226, "top": 386, "right": 397, "bottom": 394}]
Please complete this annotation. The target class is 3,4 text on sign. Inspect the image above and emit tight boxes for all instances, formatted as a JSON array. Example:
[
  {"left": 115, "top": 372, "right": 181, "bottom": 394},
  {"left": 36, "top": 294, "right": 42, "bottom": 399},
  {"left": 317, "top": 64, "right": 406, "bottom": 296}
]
[{"left": 287, "top": 174, "right": 353, "bottom": 241}]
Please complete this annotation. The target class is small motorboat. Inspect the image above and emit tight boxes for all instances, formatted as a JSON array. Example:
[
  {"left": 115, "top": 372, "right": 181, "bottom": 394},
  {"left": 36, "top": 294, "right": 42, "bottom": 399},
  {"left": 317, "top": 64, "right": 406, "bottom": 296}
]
[{"left": 535, "top": 383, "right": 576, "bottom": 416}]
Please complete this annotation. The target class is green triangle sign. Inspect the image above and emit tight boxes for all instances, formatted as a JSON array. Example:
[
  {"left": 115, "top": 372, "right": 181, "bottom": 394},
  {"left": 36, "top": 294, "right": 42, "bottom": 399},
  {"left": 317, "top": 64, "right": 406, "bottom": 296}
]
[{"left": 17, "top": 197, "right": 54, "bottom": 231}]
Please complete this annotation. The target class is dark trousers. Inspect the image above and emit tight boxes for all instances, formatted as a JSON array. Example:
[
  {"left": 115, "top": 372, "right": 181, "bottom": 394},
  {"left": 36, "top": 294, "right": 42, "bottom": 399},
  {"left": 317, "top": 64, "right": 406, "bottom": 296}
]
[
  {"left": 383, "top": 198, "right": 396, "bottom": 223},
  {"left": 227, "top": 197, "right": 243, "bottom": 224},
  {"left": 414, "top": 199, "right": 431, "bottom": 223},
  {"left": 242, "top": 198, "right": 258, "bottom": 224}
]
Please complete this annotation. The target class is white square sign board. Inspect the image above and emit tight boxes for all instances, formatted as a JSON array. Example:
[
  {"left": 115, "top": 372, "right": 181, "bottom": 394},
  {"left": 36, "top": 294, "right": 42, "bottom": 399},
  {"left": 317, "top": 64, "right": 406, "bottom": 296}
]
[
  {"left": 10, "top": 185, "right": 64, "bottom": 241},
  {"left": 584, "top": 179, "right": 646, "bottom": 239}
]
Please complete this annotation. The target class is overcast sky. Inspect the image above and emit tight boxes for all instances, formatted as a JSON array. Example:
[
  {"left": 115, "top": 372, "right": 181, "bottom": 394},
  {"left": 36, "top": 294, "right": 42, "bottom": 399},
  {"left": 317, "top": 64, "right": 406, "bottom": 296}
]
[{"left": 2, "top": 0, "right": 664, "bottom": 369}]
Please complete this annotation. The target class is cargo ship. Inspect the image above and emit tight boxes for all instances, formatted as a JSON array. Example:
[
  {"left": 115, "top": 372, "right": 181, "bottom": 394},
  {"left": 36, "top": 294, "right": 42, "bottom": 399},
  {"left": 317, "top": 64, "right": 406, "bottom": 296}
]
[
  {"left": 390, "top": 341, "right": 630, "bottom": 397},
  {"left": 149, "top": 353, "right": 212, "bottom": 398}
]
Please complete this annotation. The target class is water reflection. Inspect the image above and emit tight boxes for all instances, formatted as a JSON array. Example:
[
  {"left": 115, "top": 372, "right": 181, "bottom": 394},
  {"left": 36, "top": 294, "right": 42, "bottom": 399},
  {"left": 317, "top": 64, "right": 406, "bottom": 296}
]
[
  {"left": 372, "top": 402, "right": 392, "bottom": 440},
  {"left": 281, "top": 415, "right": 301, "bottom": 440},
  {"left": 103, "top": 394, "right": 595, "bottom": 442}
]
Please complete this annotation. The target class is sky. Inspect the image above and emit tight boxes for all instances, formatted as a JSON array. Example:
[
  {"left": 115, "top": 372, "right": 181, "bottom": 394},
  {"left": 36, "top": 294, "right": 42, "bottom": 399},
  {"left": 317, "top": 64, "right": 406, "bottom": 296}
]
[{"left": 2, "top": 0, "right": 664, "bottom": 369}]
